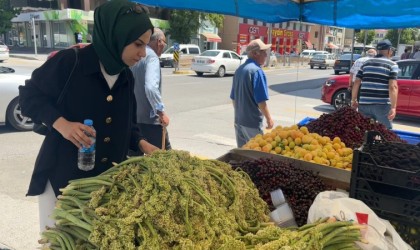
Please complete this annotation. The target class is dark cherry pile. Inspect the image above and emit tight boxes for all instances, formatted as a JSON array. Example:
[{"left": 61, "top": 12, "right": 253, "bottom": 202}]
[
  {"left": 363, "top": 142, "right": 420, "bottom": 171},
  {"left": 305, "top": 107, "right": 404, "bottom": 149},
  {"left": 232, "top": 158, "right": 333, "bottom": 226}
]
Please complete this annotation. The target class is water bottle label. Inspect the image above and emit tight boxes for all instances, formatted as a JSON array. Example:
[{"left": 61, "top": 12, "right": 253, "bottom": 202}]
[{"left": 80, "top": 138, "right": 95, "bottom": 153}]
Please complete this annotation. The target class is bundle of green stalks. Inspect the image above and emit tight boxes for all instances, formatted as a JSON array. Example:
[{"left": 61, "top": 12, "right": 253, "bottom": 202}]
[
  {"left": 219, "top": 217, "right": 365, "bottom": 250},
  {"left": 39, "top": 150, "right": 271, "bottom": 250}
]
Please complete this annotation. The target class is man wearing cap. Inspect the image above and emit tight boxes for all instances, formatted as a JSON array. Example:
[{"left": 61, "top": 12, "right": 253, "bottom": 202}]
[
  {"left": 230, "top": 39, "right": 274, "bottom": 147},
  {"left": 351, "top": 39, "right": 399, "bottom": 129}
]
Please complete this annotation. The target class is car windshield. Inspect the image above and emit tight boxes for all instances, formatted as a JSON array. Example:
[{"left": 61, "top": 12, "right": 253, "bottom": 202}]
[
  {"left": 313, "top": 54, "right": 327, "bottom": 59},
  {"left": 339, "top": 54, "right": 361, "bottom": 60},
  {"left": 163, "top": 47, "right": 174, "bottom": 54},
  {"left": 200, "top": 51, "right": 220, "bottom": 57}
]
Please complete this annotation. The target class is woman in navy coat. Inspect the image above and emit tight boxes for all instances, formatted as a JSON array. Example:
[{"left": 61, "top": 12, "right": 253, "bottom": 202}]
[{"left": 19, "top": 0, "right": 158, "bottom": 231}]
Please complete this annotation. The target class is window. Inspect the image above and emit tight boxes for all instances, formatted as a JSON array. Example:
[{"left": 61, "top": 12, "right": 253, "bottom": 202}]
[
  {"left": 398, "top": 63, "right": 419, "bottom": 79},
  {"left": 293, "top": 23, "right": 296, "bottom": 30},
  {"left": 223, "top": 52, "right": 231, "bottom": 58},
  {"left": 189, "top": 47, "right": 200, "bottom": 54},
  {"left": 231, "top": 52, "right": 240, "bottom": 60},
  {"left": 315, "top": 31, "right": 318, "bottom": 38},
  {"left": 52, "top": 22, "right": 69, "bottom": 48}
]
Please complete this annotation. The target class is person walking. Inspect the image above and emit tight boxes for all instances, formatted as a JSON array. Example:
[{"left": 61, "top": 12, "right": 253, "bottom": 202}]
[
  {"left": 351, "top": 39, "right": 399, "bottom": 129},
  {"left": 400, "top": 48, "right": 410, "bottom": 60},
  {"left": 230, "top": 39, "right": 274, "bottom": 148},
  {"left": 348, "top": 48, "right": 377, "bottom": 90},
  {"left": 131, "top": 28, "right": 171, "bottom": 152},
  {"left": 19, "top": 0, "right": 158, "bottom": 231}
]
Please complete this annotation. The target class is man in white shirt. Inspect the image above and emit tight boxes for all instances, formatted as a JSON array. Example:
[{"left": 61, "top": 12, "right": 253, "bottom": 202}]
[
  {"left": 348, "top": 49, "right": 377, "bottom": 90},
  {"left": 131, "top": 28, "right": 171, "bottom": 152}
]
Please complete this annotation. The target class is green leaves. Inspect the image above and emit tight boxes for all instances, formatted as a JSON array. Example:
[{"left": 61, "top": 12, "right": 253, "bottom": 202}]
[
  {"left": 167, "top": 10, "right": 224, "bottom": 44},
  {"left": 0, "top": 0, "right": 21, "bottom": 35}
]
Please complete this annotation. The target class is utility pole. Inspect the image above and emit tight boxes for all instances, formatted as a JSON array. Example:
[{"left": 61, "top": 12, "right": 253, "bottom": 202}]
[
  {"left": 397, "top": 28, "right": 403, "bottom": 52},
  {"left": 32, "top": 17, "right": 37, "bottom": 56},
  {"left": 362, "top": 30, "right": 368, "bottom": 56}
]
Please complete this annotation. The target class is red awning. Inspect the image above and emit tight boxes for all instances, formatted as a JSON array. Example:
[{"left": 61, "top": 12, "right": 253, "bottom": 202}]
[
  {"left": 327, "top": 42, "right": 339, "bottom": 49},
  {"left": 304, "top": 40, "right": 313, "bottom": 49},
  {"left": 201, "top": 33, "right": 222, "bottom": 43}
]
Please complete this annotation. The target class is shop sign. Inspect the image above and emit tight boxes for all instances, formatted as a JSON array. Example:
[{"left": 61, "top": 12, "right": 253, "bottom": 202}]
[
  {"left": 248, "top": 26, "right": 260, "bottom": 35},
  {"left": 239, "top": 34, "right": 248, "bottom": 44},
  {"left": 271, "top": 29, "right": 296, "bottom": 38},
  {"left": 239, "top": 23, "right": 268, "bottom": 36}
]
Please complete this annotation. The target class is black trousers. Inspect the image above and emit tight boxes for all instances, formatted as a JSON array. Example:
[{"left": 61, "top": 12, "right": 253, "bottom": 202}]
[{"left": 129, "top": 123, "right": 171, "bottom": 156}]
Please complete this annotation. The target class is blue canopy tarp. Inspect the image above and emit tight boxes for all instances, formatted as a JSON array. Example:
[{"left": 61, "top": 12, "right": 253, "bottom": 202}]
[{"left": 133, "top": 0, "right": 420, "bottom": 29}]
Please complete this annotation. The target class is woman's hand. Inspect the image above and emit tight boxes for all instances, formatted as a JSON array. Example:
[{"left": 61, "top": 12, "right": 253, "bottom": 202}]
[{"left": 53, "top": 117, "right": 96, "bottom": 149}]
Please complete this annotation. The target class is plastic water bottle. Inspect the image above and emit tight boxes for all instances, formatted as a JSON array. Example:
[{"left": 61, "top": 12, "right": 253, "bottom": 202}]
[{"left": 78, "top": 119, "right": 96, "bottom": 171}]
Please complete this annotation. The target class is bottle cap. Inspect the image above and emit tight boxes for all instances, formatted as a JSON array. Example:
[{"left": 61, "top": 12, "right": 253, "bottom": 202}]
[{"left": 84, "top": 119, "right": 93, "bottom": 126}]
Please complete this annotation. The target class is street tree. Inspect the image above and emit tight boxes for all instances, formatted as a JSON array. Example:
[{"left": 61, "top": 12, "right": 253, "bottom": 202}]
[
  {"left": 355, "top": 30, "right": 375, "bottom": 45},
  {"left": 0, "top": 0, "right": 21, "bottom": 37},
  {"left": 385, "top": 28, "right": 418, "bottom": 46},
  {"left": 167, "top": 10, "right": 223, "bottom": 44}
]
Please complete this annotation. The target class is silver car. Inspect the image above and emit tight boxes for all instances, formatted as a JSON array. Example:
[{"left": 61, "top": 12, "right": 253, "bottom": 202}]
[
  {"left": 0, "top": 42, "right": 10, "bottom": 62},
  {"left": 0, "top": 66, "right": 33, "bottom": 131}
]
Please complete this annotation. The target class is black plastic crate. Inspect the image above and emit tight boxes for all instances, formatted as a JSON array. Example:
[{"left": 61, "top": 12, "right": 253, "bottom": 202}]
[
  {"left": 351, "top": 131, "right": 420, "bottom": 191},
  {"left": 374, "top": 209, "right": 420, "bottom": 250},
  {"left": 350, "top": 131, "right": 420, "bottom": 249},
  {"left": 351, "top": 178, "right": 420, "bottom": 220}
]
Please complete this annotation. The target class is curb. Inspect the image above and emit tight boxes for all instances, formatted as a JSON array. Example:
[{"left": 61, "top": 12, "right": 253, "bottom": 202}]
[
  {"left": 173, "top": 70, "right": 194, "bottom": 75},
  {"left": 10, "top": 54, "right": 41, "bottom": 61}
]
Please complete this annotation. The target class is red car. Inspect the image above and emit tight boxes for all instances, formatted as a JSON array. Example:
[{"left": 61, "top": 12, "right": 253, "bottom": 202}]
[
  {"left": 47, "top": 43, "right": 90, "bottom": 60},
  {"left": 321, "top": 59, "right": 420, "bottom": 118}
]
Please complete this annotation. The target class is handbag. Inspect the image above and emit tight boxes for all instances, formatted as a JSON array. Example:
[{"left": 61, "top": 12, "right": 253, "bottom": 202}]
[{"left": 33, "top": 47, "right": 79, "bottom": 135}]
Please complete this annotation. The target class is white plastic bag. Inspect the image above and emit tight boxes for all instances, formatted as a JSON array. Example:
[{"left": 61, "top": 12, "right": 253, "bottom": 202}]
[{"left": 307, "top": 191, "right": 413, "bottom": 250}]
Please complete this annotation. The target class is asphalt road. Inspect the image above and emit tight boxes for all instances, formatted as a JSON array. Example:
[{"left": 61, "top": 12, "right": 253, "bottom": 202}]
[{"left": 0, "top": 58, "right": 419, "bottom": 250}]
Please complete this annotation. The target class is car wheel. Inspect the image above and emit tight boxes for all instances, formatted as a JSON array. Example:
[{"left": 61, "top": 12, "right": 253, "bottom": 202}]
[
  {"left": 216, "top": 66, "right": 225, "bottom": 77},
  {"left": 332, "top": 89, "right": 351, "bottom": 110},
  {"left": 310, "top": 65, "right": 314, "bottom": 69},
  {"left": 334, "top": 70, "right": 339, "bottom": 75},
  {"left": 6, "top": 97, "right": 34, "bottom": 131},
  {"left": 196, "top": 72, "right": 203, "bottom": 76}
]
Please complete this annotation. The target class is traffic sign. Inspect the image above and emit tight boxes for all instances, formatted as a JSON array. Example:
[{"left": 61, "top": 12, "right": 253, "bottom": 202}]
[{"left": 173, "top": 43, "right": 180, "bottom": 51}]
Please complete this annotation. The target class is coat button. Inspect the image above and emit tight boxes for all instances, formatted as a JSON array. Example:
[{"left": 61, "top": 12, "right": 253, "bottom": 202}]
[
  {"left": 106, "top": 95, "right": 113, "bottom": 102},
  {"left": 106, "top": 117, "right": 112, "bottom": 124},
  {"left": 101, "top": 158, "right": 108, "bottom": 163},
  {"left": 104, "top": 137, "right": 111, "bottom": 143}
]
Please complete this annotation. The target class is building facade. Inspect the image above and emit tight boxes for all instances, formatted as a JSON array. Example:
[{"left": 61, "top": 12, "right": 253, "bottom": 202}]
[{"left": 219, "top": 17, "right": 312, "bottom": 55}]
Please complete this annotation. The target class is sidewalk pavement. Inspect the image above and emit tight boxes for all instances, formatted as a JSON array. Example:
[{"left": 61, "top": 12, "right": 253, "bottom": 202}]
[{"left": 9, "top": 46, "right": 52, "bottom": 61}]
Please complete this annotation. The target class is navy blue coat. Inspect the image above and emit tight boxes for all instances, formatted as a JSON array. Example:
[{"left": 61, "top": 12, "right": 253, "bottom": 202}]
[{"left": 19, "top": 45, "right": 144, "bottom": 196}]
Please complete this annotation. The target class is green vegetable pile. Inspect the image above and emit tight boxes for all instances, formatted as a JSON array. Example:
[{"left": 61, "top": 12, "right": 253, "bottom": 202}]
[
  {"left": 220, "top": 217, "right": 364, "bottom": 250},
  {"left": 39, "top": 150, "right": 271, "bottom": 250}
]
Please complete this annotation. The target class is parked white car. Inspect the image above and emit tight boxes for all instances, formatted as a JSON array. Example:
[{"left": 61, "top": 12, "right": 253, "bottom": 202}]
[
  {"left": 160, "top": 44, "right": 201, "bottom": 68},
  {"left": 0, "top": 66, "right": 33, "bottom": 131},
  {"left": 0, "top": 42, "right": 10, "bottom": 62},
  {"left": 191, "top": 50, "right": 244, "bottom": 77},
  {"left": 241, "top": 51, "right": 277, "bottom": 67}
]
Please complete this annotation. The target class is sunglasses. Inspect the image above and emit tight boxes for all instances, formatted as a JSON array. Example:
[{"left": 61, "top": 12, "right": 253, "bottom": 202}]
[{"left": 125, "top": 3, "right": 149, "bottom": 15}]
